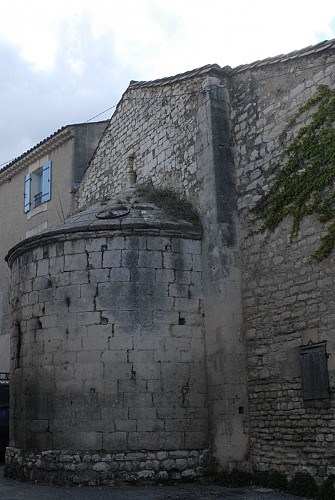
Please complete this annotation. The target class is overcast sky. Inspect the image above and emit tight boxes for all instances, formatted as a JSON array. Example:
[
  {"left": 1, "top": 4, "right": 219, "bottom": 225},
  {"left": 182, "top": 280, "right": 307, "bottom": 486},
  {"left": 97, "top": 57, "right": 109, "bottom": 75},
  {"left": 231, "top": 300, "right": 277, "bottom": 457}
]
[{"left": 1, "top": 0, "right": 335, "bottom": 168}]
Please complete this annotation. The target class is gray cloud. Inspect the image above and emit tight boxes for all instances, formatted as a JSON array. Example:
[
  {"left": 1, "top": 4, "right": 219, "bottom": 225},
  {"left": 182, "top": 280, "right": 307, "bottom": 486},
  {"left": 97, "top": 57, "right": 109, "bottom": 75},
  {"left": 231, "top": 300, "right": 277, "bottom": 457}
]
[
  {"left": 0, "top": 20, "right": 136, "bottom": 167},
  {"left": 1, "top": 2, "right": 334, "bottom": 169}
]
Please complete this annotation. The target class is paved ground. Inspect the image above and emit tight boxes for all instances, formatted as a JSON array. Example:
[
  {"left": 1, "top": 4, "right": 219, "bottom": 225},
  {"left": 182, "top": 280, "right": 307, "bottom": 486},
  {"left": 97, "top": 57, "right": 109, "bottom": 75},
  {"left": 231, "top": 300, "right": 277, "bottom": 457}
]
[{"left": 0, "top": 465, "right": 309, "bottom": 500}]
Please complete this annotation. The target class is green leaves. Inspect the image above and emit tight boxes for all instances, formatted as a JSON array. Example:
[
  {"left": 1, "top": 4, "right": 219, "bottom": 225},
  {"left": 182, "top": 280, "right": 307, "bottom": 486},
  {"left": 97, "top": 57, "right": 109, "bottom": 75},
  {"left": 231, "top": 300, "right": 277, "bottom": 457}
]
[{"left": 253, "top": 85, "right": 335, "bottom": 260}]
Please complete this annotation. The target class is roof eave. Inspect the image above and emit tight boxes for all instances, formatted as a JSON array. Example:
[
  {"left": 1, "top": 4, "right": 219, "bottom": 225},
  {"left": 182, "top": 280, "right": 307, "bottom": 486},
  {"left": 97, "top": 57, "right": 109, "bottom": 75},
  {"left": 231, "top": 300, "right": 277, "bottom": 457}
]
[{"left": 0, "top": 126, "right": 73, "bottom": 185}]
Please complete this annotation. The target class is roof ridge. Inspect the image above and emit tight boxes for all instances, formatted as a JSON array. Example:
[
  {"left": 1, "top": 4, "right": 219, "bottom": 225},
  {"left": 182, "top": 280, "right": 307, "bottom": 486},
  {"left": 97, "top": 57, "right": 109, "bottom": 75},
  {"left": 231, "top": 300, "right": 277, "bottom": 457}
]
[
  {"left": 128, "top": 63, "right": 228, "bottom": 89},
  {"left": 233, "top": 38, "right": 335, "bottom": 73},
  {"left": 124, "top": 38, "right": 335, "bottom": 90}
]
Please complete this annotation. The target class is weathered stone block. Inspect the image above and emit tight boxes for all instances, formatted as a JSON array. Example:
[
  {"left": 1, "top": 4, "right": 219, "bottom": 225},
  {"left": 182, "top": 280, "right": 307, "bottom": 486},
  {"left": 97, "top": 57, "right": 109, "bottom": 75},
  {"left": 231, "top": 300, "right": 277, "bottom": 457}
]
[
  {"left": 128, "top": 431, "right": 184, "bottom": 451},
  {"left": 76, "top": 351, "right": 102, "bottom": 363},
  {"left": 130, "top": 267, "right": 155, "bottom": 283},
  {"left": 114, "top": 419, "right": 137, "bottom": 432},
  {"left": 101, "top": 350, "right": 128, "bottom": 363},
  {"left": 121, "top": 250, "right": 139, "bottom": 268},
  {"left": 138, "top": 250, "right": 162, "bottom": 269},
  {"left": 110, "top": 268, "right": 130, "bottom": 281},
  {"left": 107, "top": 237, "right": 125, "bottom": 250},
  {"left": 40, "top": 315, "right": 57, "bottom": 329},
  {"left": 173, "top": 298, "right": 200, "bottom": 312},
  {"left": 146, "top": 236, "right": 171, "bottom": 251},
  {"left": 84, "top": 269, "right": 108, "bottom": 283},
  {"left": 184, "top": 431, "right": 207, "bottom": 449},
  {"left": 103, "top": 362, "right": 133, "bottom": 380},
  {"left": 74, "top": 432, "right": 103, "bottom": 451},
  {"left": 117, "top": 379, "right": 147, "bottom": 393},
  {"left": 53, "top": 351, "right": 77, "bottom": 365},
  {"left": 83, "top": 238, "right": 106, "bottom": 253},
  {"left": 96, "top": 283, "right": 122, "bottom": 310},
  {"left": 155, "top": 269, "right": 175, "bottom": 283},
  {"left": 37, "top": 260, "right": 49, "bottom": 277},
  {"left": 137, "top": 419, "right": 165, "bottom": 432},
  {"left": 103, "top": 250, "right": 121, "bottom": 268},
  {"left": 128, "top": 407, "right": 158, "bottom": 420},
  {"left": 171, "top": 238, "right": 201, "bottom": 255},
  {"left": 82, "top": 336, "right": 108, "bottom": 352},
  {"left": 163, "top": 253, "right": 192, "bottom": 271},
  {"left": 124, "top": 393, "right": 153, "bottom": 408},
  {"left": 76, "top": 312, "right": 101, "bottom": 326},
  {"left": 64, "top": 253, "right": 87, "bottom": 272},
  {"left": 103, "top": 432, "right": 127, "bottom": 450},
  {"left": 33, "top": 275, "right": 53, "bottom": 291}
]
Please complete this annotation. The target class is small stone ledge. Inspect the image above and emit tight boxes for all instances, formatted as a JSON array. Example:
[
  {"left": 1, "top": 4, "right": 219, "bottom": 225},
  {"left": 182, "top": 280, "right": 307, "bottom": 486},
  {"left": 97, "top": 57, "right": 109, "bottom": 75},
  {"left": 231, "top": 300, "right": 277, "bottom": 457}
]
[
  {"left": 5, "top": 223, "right": 201, "bottom": 268},
  {"left": 5, "top": 447, "right": 211, "bottom": 485}
]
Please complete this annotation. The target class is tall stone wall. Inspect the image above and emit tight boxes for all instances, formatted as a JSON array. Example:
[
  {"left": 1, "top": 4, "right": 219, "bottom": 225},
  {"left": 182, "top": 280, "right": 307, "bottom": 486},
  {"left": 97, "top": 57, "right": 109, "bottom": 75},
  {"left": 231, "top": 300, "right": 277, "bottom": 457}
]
[
  {"left": 196, "top": 84, "right": 249, "bottom": 465},
  {"left": 77, "top": 67, "right": 250, "bottom": 467},
  {"left": 8, "top": 41, "right": 335, "bottom": 483},
  {"left": 77, "top": 76, "right": 204, "bottom": 208},
  {"left": 232, "top": 46, "right": 335, "bottom": 478}
]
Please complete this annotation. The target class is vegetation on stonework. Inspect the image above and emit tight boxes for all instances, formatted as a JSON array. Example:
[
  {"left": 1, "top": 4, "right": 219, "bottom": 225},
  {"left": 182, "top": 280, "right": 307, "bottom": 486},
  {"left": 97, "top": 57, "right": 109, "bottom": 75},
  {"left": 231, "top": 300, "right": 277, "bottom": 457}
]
[
  {"left": 253, "top": 84, "right": 335, "bottom": 261},
  {"left": 316, "top": 475, "right": 335, "bottom": 500},
  {"left": 98, "top": 194, "right": 111, "bottom": 205},
  {"left": 254, "top": 470, "right": 289, "bottom": 491},
  {"left": 214, "top": 469, "right": 288, "bottom": 491},
  {"left": 289, "top": 472, "right": 319, "bottom": 497},
  {"left": 213, "top": 468, "right": 335, "bottom": 498},
  {"left": 214, "top": 468, "right": 254, "bottom": 487},
  {"left": 138, "top": 185, "right": 200, "bottom": 225}
]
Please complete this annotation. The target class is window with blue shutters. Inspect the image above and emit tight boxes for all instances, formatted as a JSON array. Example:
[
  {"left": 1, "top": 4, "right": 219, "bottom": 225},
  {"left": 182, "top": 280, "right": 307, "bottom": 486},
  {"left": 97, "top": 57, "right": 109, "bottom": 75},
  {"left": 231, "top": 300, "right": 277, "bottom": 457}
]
[
  {"left": 41, "top": 160, "right": 51, "bottom": 203},
  {"left": 34, "top": 169, "right": 43, "bottom": 207},
  {"left": 24, "top": 173, "right": 32, "bottom": 213},
  {"left": 23, "top": 161, "right": 52, "bottom": 213}
]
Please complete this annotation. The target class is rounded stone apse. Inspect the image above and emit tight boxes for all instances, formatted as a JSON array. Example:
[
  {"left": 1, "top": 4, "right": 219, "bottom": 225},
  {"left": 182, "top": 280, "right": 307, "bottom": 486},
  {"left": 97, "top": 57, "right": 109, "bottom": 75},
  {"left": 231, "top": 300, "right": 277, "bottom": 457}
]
[{"left": 5, "top": 187, "right": 209, "bottom": 484}]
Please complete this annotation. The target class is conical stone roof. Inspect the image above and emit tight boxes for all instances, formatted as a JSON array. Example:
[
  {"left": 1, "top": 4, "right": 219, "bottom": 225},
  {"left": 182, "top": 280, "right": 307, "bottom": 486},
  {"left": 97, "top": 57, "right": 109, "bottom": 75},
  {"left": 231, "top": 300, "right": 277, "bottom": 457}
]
[{"left": 6, "top": 186, "right": 201, "bottom": 266}]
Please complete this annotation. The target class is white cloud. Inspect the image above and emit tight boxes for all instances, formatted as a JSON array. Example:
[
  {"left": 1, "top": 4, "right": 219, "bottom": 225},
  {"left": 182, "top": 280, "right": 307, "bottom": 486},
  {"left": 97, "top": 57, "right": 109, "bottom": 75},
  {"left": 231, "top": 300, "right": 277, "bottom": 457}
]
[
  {"left": 1, "top": 0, "right": 334, "bottom": 75},
  {"left": 0, "top": 1, "right": 73, "bottom": 70},
  {"left": 0, "top": 0, "right": 334, "bottom": 165}
]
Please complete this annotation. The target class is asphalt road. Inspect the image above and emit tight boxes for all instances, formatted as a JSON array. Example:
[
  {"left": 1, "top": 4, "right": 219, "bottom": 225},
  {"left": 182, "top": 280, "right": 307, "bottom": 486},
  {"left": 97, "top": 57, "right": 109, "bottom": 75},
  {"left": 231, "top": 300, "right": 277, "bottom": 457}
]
[{"left": 0, "top": 465, "right": 309, "bottom": 500}]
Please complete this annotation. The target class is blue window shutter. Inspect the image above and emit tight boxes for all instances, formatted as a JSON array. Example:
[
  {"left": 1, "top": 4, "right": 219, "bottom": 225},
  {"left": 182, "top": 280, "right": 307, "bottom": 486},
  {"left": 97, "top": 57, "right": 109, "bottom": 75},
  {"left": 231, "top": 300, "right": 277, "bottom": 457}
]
[
  {"left": 24, "top": 173, "right": 32, "bottom": 213},
  {"left": 42, "top": 161, "right": 51, "bottom": 203}
]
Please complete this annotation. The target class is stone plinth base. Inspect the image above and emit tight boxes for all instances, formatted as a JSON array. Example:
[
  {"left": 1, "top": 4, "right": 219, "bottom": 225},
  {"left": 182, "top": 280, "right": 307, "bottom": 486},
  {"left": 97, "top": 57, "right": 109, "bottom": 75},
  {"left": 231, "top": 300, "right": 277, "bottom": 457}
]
[{"left": 5, "top": 447, "right": 211, "bottom": 485}]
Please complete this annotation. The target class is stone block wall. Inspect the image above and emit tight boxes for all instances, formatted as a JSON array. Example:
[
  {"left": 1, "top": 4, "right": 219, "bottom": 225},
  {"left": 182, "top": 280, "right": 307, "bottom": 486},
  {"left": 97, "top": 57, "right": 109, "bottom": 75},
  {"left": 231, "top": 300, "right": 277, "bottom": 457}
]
[
  {"left": 8, "top": 41, "right": 335, "bottom": 483},
  {"left": 77, "top": 76, "right": 205, "bottom": 209},
  {"left": 5, "top": 447, "right": 209, "bottom": 485},
  {"left": 232, "top": 47, "right": 335, "bottom": 478},
  {"left": 6, "top": 226, "right": 208, "bottom": 483},
  {"left": 77, "top": 67, "right": 250, "bottom": 467}
]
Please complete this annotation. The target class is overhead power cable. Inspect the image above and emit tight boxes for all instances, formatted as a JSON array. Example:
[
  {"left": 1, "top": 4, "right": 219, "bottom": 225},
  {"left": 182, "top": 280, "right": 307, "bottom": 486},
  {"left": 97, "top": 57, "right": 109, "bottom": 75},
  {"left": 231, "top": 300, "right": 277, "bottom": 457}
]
[
  {"left": 1, "top": 58, "right": 334, "bottom": 168},
  {"left": 84, "top": 104, "right": 118, "bottom": 123}
]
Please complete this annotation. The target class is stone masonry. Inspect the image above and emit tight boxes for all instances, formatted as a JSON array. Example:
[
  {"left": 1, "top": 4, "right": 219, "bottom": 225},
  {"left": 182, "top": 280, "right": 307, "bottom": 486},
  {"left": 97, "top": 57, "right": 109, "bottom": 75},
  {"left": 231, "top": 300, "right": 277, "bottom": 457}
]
[
  {"left": 5, "top": 448, "right": 209, "bottom": 485},
  {"left": 5, "top": 189, "right": 209, "bottom": 483},
  {"left": 76, "top": 39, "right": 335, "bottom": 479},
  {"left": 5, "top": 39, "right": 335, "bottom": 483},
  {"left": 78, "top": 64, "right": 249, "bottom": 468},
  {"left": 232, "top": 43, "right": 335, "bottom": 478}
]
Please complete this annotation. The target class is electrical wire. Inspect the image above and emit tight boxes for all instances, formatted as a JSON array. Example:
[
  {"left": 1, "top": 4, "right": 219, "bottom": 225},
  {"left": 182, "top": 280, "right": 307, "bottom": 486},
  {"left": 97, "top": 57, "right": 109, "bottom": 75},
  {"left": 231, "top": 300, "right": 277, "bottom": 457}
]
[
  {"left": 1, "top": 57, "right": 335, "bottom": 169},
  {"left": 84, "top": 104, "right": 118, "bottom": 123}
]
